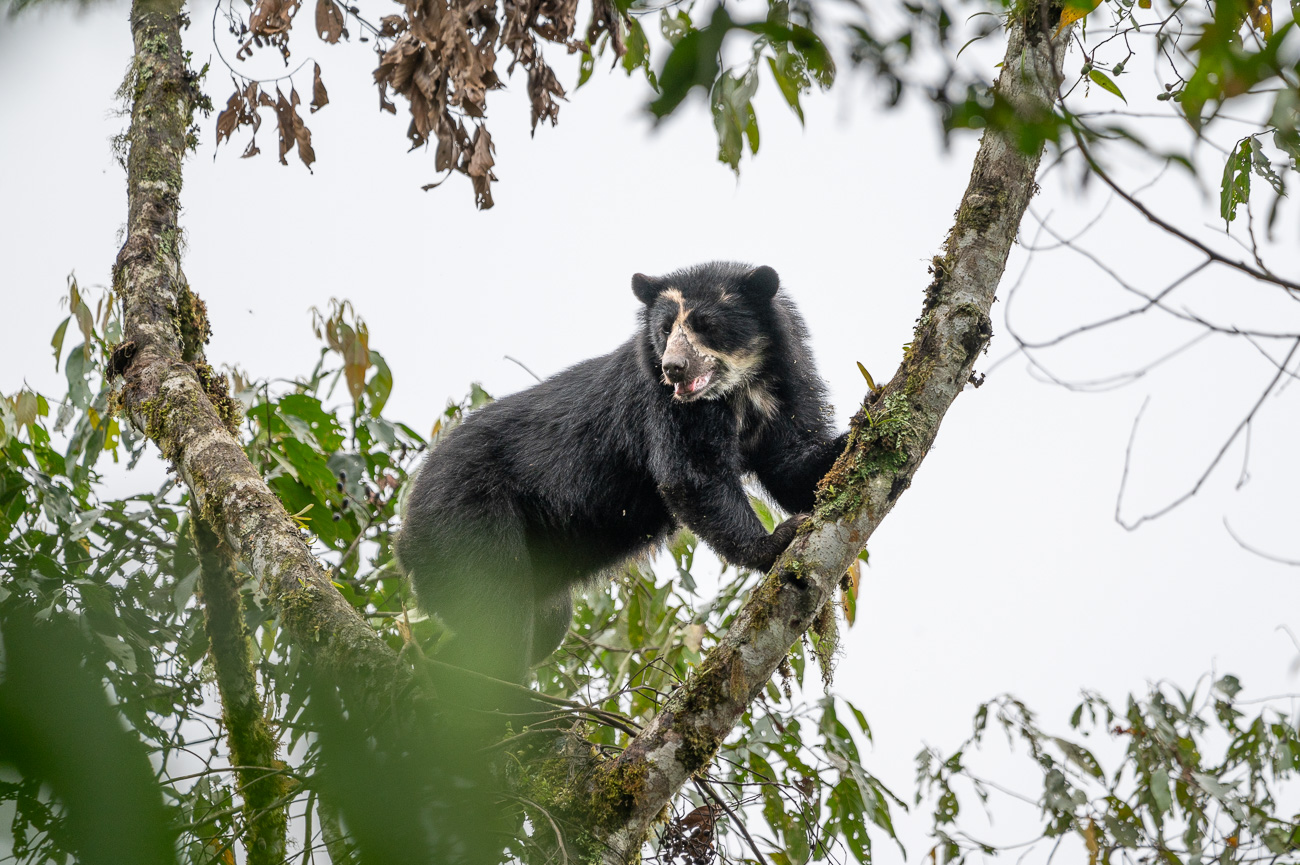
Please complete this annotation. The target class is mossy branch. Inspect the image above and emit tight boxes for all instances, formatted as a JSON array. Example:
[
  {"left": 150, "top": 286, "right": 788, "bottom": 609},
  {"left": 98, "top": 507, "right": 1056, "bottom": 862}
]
[
  {"left": 192, "top": 509, "right": 289, "bottom": 865},
  {"left": 110, "top": 0, "right": 410, "bottom": 723},
  {"left": 580, "top": 8, "right": 1073, "bottom": 860}
]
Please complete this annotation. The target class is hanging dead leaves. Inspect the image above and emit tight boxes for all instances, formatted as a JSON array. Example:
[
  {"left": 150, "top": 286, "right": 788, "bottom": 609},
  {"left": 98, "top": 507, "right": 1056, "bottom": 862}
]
[
  {"left": 316, "top": 0, "right": 347, "bottom": 43},
  {"left": 216, "top": 72, "right": 325, "bottom": 168},
  {"left": 213, "top": 0, "right": 629, "bottom": 208},
  {"left": 242, "top": 0, "right": 301, "bottom": 62}
]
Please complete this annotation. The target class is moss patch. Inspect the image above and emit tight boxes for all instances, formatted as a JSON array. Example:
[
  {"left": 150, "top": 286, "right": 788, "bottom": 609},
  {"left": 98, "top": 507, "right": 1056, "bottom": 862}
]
[
  {"left": 815, "top": 389, "right": 918, "bottom": 522},
  {"left": 194, "top": 362, "right": 243, "bottom": 436}
]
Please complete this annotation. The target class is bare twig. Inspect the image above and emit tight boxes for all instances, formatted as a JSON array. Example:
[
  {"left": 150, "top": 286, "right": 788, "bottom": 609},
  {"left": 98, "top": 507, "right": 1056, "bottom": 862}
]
[{"left": 1116, "top": 339, "right": 1300, "bottom": 529}]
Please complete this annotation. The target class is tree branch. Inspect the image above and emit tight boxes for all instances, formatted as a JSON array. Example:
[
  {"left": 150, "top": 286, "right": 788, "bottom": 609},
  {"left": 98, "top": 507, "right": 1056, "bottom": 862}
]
[
  {"left": 192, "top": 507, "right": 289, "bottom": 864},
  {"left": 110, "top": 0, "right": 409, "bottom": 717},
  {"left": 582, "top": 6, "right": 1074, "bottom": 859}
]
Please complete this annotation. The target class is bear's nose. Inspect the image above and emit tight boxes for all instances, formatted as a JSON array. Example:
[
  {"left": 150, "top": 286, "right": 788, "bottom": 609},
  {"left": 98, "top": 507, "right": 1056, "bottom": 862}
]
[{"left": 661, "top": 357, "right": 687, "bottom": 380}]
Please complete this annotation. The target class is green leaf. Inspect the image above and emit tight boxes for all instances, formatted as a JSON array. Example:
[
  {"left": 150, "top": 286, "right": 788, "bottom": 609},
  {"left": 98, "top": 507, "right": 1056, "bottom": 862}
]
[
  {"left": 845, "top": 700, "right": 873, "bottom": 743},
  {"left": 65, "top": 344, "right": 93, "bottom": 410},
  {"left": 711, "top": 65, "right": 760, "bottom": 171},
  {"left": 1248, "top": 136, "right": 1284, "bottom": 193},
  {"left": 1214, "top": 674, "right": 1243, "bottom": 698},
  {"left": 659, "top": 8, "right": 691, "bottom": 45},
  {"left": 1089, "top": 69, "right": 1127, "bottom": 102},
  {"left": 622, "top": 18, "right": 648, "bottom": 75},
  {"left": 1221, "top": 138, "right": 1252, "bottom": 223},
  {"left": 767, "top": 55, "right": 805, "bottom": 123},
  {"left": 744, "top": 108, "right": 760, "bottom": 156},
  {"left": 1271, "top": 89, "right": 1300, "bottom": 168},
  {"left": 650, "top": 6, "right": 731, "bottom": 118},
  {"left": 626, "top": 584, "right": 646, "bottom": 646},
  {"left": 576, "top": 50, "right": 595, "bottom": 88},
  {"left": 1053, "top": 737, "right": 1104, "bottom": 778},
  {"left": 1150, "top": 767, "right": 1172, "bottom": 813},
  {"left": 366, "top": 350, "right": 393, "bottom": 417},
  {"left": 468, "top": 382, "right": 493, "bottom": 409},
  {"left": 51, "top": 317, "right": 70, "bottom": 372}
]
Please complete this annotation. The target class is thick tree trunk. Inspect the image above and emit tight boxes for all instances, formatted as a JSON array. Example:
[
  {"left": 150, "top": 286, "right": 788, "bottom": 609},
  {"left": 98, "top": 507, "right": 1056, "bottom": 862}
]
[
  {"left": 110, "top": 0, "right": 409, "bottom": 725},
  {"left": 585, "top": 8, "right": 1072, "bottom": 860}
]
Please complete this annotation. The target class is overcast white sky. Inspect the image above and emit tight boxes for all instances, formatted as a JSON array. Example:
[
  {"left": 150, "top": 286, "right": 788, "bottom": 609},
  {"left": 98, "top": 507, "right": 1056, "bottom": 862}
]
[{"left": 2, "top": 0, "right": 1299, "bottom": 858}]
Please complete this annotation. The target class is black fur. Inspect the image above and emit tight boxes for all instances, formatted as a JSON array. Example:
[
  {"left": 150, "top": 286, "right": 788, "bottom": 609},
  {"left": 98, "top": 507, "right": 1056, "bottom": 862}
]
[{"left": 396, "top": 263, "right": 846, "bottom": 683}]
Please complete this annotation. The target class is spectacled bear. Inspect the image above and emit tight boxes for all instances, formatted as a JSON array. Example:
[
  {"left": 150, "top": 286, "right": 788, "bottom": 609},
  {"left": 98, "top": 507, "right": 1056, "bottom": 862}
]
[{"left": 396, "top": 262, "right": 847, "bottom": 684}]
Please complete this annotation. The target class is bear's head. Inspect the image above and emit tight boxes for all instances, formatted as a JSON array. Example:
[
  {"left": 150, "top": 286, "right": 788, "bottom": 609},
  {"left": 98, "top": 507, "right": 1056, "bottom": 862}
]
[{"left": 632, "top": 262, "right": 780, "bottom": 403}]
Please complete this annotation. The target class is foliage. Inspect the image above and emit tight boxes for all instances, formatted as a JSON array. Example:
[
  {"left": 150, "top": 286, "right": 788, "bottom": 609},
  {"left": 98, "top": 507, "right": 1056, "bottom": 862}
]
[
  {"left": 7, "top": 285, "right": 1299, "bottom": 864},
  {"left": 0, "top": 288, "right": 886, "bottom": 864},
  {"left": 918, "top": 679, "right": 1300, "bottom": 863},
  {"left": 191, "top": 0, "right": 1300, "bottom": 240}
]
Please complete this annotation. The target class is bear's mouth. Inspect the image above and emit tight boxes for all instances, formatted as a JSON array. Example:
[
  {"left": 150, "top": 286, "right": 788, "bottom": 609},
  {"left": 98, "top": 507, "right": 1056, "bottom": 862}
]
[{"left": 673, "top": 371, "right": 713, "bottom": 399}]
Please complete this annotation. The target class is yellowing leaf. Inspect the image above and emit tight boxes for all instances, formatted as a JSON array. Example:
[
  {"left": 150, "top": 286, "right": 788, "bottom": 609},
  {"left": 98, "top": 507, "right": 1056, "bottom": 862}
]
[
  {"left": 51, "top": 316, "right": 70, "bottom": 371},
  {"left": 855, "top": 361, "right": 878, "bottom": 392},
  {"left": 842, "top": 557, "right": 862, "bottom": 626},
  {"left": 1055, "top": 0, "right": 1101, "bottom": 37},
  {"left": 12, "top": 390, "right": 39, "bottom": 428},
  {"left": 1248, "top": 0, "right": 1272, "bottom": 37},
  {"left": 289, "top": 503, "right": 314, "bottom": 529},
  {"left": 1083, "top": 819, "right": 1099, "bottom": 865}
]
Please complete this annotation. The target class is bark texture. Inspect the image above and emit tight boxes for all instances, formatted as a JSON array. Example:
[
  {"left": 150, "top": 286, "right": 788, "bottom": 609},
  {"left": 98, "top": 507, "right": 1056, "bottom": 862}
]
[
  {"left": 111, "top": 0, "right": 409, "bottom": 720},
  {"left": 586, "top": 9, "right": 1072, "bottom": 861},
  {"left": 193, "top": 510, "right": 289, "bottom": 864}
]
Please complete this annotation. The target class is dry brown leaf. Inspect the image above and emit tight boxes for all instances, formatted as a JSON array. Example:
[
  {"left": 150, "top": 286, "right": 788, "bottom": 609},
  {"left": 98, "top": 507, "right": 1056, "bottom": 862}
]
[
  {"left": 467, "top": 125, "right": 494, "bottom": 177},
  {"left": 250, "top": 0, "right": 300, "bottom": 35},
  {"left": 527, "top": 63, "right": 565, "bottom": 130},
  {"left": 368, "top": 0, "right": 594, "bottom": 207},
  {"left": 434, "top": 132, "right": 457, "bottom": 172},
  {"left": 290, "top": 87, "right": 316, "bottom": 169},
  {"left": 216, "top": 92, "right": 241, "bottom": 143},
  {"left": 586, "top": 0, "right": 626, "bottom": 58},
  {"left": 271, "top": 88, "right": 296, "bottom": 165},
  {"left": 315, "top": 0, "right": 345, "bottom": 43},
  {"left": 311, "top": 62, "right": 330, "bottom": 113},
  {"left": 378, "top": 14, "right": 407, "bottom": 37}
]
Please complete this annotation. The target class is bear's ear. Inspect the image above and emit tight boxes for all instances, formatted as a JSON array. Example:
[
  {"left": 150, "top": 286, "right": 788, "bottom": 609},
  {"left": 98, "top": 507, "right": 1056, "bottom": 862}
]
[
  {"left": 631, "top": 273, "right": 663, "bottom": 305},
  {"left": 743, "top": 265, "right": 780, "bottom": 301}
]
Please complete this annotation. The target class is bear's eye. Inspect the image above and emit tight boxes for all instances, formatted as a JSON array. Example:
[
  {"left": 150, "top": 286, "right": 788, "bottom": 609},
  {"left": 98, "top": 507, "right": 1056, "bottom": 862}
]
[
  {"left": 692, "top": 316, "right": 713, "bottom": 334},
  {"left": 661, "top": 322, "right": 673, "bottom": 335}
]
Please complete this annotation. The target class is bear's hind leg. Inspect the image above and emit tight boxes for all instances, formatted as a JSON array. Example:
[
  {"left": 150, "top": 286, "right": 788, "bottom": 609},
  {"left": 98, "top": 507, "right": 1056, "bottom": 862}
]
[
  {"left": 409, "top": 520, "right": 536, "bottom": 686},
  {"left": 530, "top": 591, "right": 574, "bottom": 668}
]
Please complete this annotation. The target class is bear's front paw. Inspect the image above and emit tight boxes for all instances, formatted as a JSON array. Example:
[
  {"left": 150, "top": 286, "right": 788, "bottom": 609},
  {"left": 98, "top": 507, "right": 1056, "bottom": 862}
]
[{"left": 749, "top": 513, "right": 808, "bottom": 571}]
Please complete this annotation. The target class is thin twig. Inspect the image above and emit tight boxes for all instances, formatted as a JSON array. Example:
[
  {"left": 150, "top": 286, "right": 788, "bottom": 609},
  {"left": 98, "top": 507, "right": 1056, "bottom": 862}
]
[
  {"left": 1116, "top": 339, "right": 1300, "bottom": 529},
  {"left": 1069, "top": 128, "right": 1300, "bottom": 295},
  {"left": 1223, "top": 519, "right": 1300, "bottom": 566},
  {"left": 504, "top": 354, "right": 544, "bottom": 383},
  {"left": 694, "top": 778, "right": 771, "bottom": 865}
]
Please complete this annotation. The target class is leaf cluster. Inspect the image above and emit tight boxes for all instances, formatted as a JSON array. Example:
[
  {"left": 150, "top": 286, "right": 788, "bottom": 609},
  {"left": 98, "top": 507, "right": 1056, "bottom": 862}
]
[{"left": 917, "top": 678, "right": 1300, "bottom": 864}]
